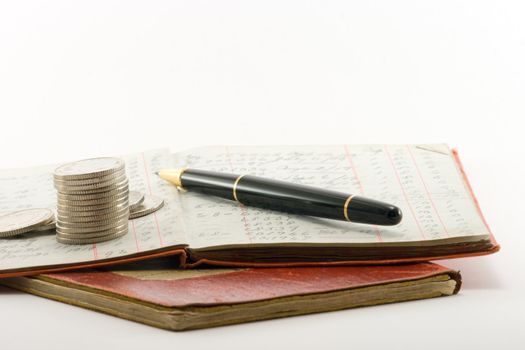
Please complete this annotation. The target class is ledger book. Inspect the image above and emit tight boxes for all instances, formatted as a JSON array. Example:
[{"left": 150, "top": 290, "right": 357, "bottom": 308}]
[{"left": 0, "top": 144, "right": 498, "bottom": 277}]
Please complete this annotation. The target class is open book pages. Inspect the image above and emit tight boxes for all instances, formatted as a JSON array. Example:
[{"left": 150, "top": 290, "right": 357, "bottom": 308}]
[
  {"left": 0, "top": 145, "right": 495, "bottom": 274},
  {"left": 0, "top": 149, "right": 186, "bottom": 273},
  {"left": 172, "top": 144, "right": 492, "bottom": 251}
]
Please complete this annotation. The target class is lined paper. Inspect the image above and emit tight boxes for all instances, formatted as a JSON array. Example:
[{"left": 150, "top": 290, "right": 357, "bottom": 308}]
[
  {"left": 0, "top": 149, "right": 185, "bottom": 271},
  {"left": 0, "top": 145, "right": 491, "bottom": 273},
  {"left": 173, "top": 144, "right": 490, "bottom": 249}
]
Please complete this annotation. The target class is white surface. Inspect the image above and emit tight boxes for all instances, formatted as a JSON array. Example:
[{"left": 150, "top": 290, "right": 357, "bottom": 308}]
[{"left": 0, "top": 1, "right": 524, "bottom": 349}]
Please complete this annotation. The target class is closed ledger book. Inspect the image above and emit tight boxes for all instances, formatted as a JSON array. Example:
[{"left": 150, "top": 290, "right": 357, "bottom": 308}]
[
  {"left": 0, "top": 144, "right": 498, "bottom": 277},
  {"left": 0, "top": 259, "right": 461, "bottom": 331}
]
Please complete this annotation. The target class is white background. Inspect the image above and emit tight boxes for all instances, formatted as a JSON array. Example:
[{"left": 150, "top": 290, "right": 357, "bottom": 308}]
[{"left": 1, "top": 1, "right": 524, "bottom": 349}]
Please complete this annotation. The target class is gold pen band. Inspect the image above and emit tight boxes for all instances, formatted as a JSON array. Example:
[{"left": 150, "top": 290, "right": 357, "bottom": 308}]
[
  {"left": 174, "top": 167, "right": 188, "bottom": 189},
  {"left": 343, "top": 195, "right": 355, "bottom": 221},
  {"left": 232, "top": 174, "right": 246, "bottom": 203}
]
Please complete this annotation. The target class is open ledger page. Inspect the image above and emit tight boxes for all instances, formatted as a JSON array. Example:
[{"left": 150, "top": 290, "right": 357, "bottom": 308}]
[
  {"left": 173, "top": 144, "right": 491, "bottom": 250},
  {"left": 0, "top": 149, "right": 186, "bottom": 272}
]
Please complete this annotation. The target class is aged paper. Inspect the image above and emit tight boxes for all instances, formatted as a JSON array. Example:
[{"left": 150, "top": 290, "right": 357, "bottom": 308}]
[
  {"left": 173, "top": 145, "right": 491, "bottom": 249},
  {"left": 0, "top": 149, "right": 185, "bottom": 271},
  {"left": 0, "top": 145, "right": 492, "bottom": 272}
]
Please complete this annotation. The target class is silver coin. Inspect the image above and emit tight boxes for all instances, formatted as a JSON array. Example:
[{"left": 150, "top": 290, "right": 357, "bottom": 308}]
[
  {"left": 54, "top": 173, "right": 127, "bottom": 192},
  {"left": 129, "top": 195, "right": 164, "bottom": 219},
  {"left": 56, "top": 221, "right": 128, "bottom": 237},
  {"left": 56, "top": 228, "right": 128, "bottom": 245},
  {"left": 57, "top": 212, "right": 129, "bottom": 228},
  {"left": 129, "top": 191, "right": 145, "bottom": 211},
  {"left": 54, "top": 157, "right": 125, "bottom": 180},
  {"left": 56, "top": 219, "right": 129, "bottom": 233},
  {"left": 57, "top": 179, "right": 129, "bottom": 197},
  {"left": 57, "top": 210, "right": 129, "bottom": 227},
  {"left": 53, "top": 168, "right": 126, "bottom": 186},
  {"left": 57, "top": 192, "right": 128, "bottom": 208},
  {"left": 57, "top": 185, "right": 129, "bottom": 202},
  {"left": 56, "top": 205, "right": 127, "bottom": 217},
  {"left": 57, "top": 209, "right": 129, "bottom": 223},
  {"left": 56, "top": 208, "right": 129, "bottom": 222},
  {"left": 57, "top": 187, "right": 129, "bottom": 206},
  {"left": 57, "top": 219, "right": 128, "bottom": 231},
  {"left": 57, "top": 231, "right": 117, "bottom": 239},
  {"left": 57, "top": 196, "right": 129, "bottom": 213},
  {"left": 57, "top": 197, "right": 128, "bottom": 213},
  {"left": 56, "top": 223, "right": 129, "bottom": 238},
  {"left": 0, "top": 208, "right": 55, "bottom": 238},
  {"left": 57, "top": 214, "right": 129, "bottom": 227},
  {"left": 55, "top": 179, "right": 129, "bottom": 195},
  {"left": 55, "top": 183, "right": 124, "bottom": 195},
  {"left": 57, "top": 208, "right": 129, "bottom": 224},
  {"left": 56, "top": 181, "right": 128, "bottom": 196},
  {"left": 57, "top": 220, "right": 126, "bottom": 231},
  {"left": 33, "top": 219, "right": 57, "bottom": 232}
]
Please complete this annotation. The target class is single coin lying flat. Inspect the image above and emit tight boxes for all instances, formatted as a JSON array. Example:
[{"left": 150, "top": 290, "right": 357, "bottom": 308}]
[
  {"left": 129, "top": 191, "right": 145, "bottom": 211},
  {"left": 129, "top": 195, "right": 164, "bottom": 219},
  {"left": 0, "top": 208, "right": 55, "bottom": 238},
  {"left": 33, "top": 217, "right": 57, "bottom": 232}
]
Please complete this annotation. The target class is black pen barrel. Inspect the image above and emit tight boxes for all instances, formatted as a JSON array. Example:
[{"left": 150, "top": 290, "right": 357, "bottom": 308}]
[{"left": 180, "top": 169, "right": 402, "bottom": 226}]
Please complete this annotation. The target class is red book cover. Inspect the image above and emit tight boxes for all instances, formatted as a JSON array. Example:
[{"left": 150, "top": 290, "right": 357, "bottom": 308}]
[{"left": 0, "top": 260, "right": 461, "bottom": 330}]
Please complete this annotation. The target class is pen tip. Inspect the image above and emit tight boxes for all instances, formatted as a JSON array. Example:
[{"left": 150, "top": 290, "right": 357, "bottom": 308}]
[{"left": 155, "top": 169, "right": 184, "bottom": 187}]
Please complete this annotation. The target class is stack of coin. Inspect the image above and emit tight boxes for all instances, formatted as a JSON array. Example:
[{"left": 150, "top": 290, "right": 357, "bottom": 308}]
[{"left": 53, "top": 157, "right": 129, "bottom": 245}]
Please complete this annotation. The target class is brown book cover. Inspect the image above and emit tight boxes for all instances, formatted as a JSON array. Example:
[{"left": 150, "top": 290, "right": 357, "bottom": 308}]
[{"left": 0, "top": 259, "right": 461, "bottom": 331}]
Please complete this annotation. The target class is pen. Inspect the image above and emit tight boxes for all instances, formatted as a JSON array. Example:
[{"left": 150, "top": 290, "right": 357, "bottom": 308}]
[{"left": 157, "top": 168, "right": 402, "bottom": 226}]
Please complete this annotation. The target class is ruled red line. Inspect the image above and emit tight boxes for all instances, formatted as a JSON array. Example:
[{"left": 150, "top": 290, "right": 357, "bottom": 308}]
[
  {"left": 406, "top": 145, "right": 450, "bottom": 238},
  {"left": 141, "top": 152, "right": 164, "bottom": 247},
  {"left": 224, "top": 146, "right": 253, "bottom": 243},
  {"left": 343, "top": 145, "right": 382, "bottom": 242},
  {"left": 343, "top": 145, "right": 365, "bottom": 194},
  {"left": 383, "top": 145, "right": 427, "bottom": 240},
  {"left": 92, "top": 244, "right": 98, "bottom": 259},
  {"left": 131, "top": 218, "right": 140, "bottom": 252},
  {"left": 142, "top": 153, "right": 154, "bottom": 196}
]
